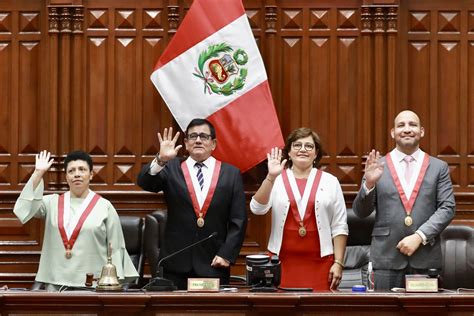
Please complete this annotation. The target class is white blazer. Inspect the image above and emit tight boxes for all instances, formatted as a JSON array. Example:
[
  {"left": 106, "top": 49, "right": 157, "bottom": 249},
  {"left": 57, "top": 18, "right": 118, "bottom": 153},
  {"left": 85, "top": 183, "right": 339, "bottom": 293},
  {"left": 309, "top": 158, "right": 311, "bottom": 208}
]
[{"left": 250, "top": 169, "right": 348, "bottom": 257}]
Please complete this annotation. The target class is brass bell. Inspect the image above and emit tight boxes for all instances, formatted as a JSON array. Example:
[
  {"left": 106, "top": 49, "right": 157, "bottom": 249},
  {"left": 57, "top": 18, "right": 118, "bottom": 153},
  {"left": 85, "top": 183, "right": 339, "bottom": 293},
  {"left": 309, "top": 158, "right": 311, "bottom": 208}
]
[{"left": 96, "top": 243, "right": 122, "bottom": 291}]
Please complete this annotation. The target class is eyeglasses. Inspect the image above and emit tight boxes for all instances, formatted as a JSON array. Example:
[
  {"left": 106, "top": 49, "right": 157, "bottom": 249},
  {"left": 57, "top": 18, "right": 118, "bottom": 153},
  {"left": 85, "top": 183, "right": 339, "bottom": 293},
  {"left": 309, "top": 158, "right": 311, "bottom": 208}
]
[
  {"left": 187, "top": 132, "right": 212, "bottom": 141},
  {"left": 292, "top": 142, "right": 316, "bottom": 151}
]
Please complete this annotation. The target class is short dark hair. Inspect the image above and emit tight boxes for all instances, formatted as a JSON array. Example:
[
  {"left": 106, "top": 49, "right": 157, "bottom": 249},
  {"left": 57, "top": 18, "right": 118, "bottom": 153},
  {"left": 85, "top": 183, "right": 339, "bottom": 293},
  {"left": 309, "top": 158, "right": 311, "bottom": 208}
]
[
  {"left": 64, "top": 150, "right": 93, "bottom": 171},
  {"left": 185, "top": 118, "right": 216, "bottom": 139},
  {"left": 283, "top": 127, "right": 324, "bottom": 168}
]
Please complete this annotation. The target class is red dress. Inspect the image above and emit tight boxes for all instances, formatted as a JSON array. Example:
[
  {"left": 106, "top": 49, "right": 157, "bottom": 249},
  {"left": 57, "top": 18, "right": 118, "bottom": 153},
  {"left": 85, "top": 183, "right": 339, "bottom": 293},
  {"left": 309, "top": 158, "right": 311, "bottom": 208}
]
[{"left": 278, "top": 178, "right": 334, "bottom": 291}]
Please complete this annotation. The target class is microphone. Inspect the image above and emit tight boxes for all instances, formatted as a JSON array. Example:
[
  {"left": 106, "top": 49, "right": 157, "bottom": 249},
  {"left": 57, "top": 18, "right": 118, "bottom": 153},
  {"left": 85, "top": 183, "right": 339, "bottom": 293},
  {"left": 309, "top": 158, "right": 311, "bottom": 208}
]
[{"left": 142, "top": 232, "right": 218, "bottom": 291}]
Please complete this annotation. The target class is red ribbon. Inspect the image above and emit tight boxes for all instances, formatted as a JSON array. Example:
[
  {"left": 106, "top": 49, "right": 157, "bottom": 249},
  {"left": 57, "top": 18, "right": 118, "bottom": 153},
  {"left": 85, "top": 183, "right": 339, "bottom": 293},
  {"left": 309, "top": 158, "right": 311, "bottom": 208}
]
[
  {"left": 281, "top": 168, "right": 322, "bottom": 229},
  {"left": 181, "top": 160, "right": 221, "bottom": 221},
  {"left": 58, "top": 192, "right": 101, "bottom": 254},
  {"left": 385, "top": 153, "right": 430, "bottom": 214}
]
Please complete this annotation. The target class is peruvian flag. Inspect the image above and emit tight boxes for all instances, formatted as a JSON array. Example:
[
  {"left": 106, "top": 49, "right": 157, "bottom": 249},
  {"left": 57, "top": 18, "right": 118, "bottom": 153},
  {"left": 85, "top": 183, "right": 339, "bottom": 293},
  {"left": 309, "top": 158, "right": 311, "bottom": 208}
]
[{"left": 150, "top": 0, "right": 284, "bottom": 172}]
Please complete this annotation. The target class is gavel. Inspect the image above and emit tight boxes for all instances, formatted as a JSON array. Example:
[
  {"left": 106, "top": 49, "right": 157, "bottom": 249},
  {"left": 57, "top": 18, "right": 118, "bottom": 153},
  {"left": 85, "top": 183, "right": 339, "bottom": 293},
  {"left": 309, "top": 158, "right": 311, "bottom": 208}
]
[{"left": 85, "top": 273, "right": 97, "bottom": 287}]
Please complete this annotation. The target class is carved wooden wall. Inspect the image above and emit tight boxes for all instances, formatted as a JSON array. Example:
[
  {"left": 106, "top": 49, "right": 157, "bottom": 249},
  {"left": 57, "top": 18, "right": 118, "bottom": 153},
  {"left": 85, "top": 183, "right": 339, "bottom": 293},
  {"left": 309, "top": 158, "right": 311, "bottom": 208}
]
[{"left": 0, "top": 0, "right": 473, "bottom": 285}]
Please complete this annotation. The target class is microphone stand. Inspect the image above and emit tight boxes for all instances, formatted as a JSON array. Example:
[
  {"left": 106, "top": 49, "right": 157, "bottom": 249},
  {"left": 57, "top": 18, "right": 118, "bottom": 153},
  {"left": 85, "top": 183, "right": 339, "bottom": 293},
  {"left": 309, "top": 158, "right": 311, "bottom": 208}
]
[{"left": 142, "top": 232, "right": 217, "bottom": 291}]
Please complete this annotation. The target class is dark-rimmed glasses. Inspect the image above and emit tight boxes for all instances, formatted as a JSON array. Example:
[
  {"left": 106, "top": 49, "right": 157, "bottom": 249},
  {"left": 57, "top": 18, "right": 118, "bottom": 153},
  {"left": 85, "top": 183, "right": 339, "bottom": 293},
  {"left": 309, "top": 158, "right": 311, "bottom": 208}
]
[{"left": 187, "top": 132, "right": 212, "bottom": 141}]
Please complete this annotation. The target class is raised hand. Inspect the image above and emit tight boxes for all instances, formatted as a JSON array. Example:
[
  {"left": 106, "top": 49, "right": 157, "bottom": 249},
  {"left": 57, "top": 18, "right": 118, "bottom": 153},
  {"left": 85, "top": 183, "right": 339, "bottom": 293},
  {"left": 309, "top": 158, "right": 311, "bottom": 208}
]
[
  {"left": 364, "top": 149, "right": 384, "bottom": 189},
  {"left": 267, "top": 147, "right": 287, "bottom": 179},
  {"left": 35, "top": 150, "right": 55, "bottom": 174},
  {"left": 157, "top": 127, "right": 182, "bottom": 162},
  {"left": 31, "top": 150, "right": 55, "bottom": 189}
]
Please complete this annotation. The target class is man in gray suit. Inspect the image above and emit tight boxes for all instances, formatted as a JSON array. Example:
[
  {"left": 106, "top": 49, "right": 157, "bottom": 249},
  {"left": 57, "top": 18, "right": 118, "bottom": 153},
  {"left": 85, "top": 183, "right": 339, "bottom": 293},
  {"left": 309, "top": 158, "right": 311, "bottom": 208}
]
[{"left": 353, "top": 110, "right": 455, "bottom": 290}]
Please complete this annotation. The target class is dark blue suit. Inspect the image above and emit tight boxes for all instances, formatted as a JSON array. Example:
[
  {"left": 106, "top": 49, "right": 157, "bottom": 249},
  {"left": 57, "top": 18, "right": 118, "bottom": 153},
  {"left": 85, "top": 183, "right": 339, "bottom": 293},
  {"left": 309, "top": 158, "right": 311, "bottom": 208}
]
[{"left": 137, "top": 157, "right": 247, "bottom": 287}]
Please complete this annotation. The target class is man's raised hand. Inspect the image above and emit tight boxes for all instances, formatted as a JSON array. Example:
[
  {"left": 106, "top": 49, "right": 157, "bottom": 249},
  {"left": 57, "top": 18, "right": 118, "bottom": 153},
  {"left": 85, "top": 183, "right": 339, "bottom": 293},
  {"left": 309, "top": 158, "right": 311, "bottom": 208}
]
[
  {"left": 157, "top": 127, "right": 182, "bottom": 162},
  {"left": 364, "top": 149, "right": 384, "bottom": 189}
]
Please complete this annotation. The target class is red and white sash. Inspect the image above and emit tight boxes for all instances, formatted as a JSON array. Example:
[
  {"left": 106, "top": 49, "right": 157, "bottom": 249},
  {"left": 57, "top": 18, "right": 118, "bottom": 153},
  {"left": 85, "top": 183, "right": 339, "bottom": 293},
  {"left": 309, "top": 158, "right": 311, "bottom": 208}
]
[
  {"left": 181, "top": 160, "right": 221, "bottom": 224},
  {"left": 386, "top": 153, "right": 430, "bottom": 215},
  {"left": 281, "top": 168, "right": 322, "bottom": 231},
  {"left": 58, "top": 191, "right": 101, "bottom": 258}
]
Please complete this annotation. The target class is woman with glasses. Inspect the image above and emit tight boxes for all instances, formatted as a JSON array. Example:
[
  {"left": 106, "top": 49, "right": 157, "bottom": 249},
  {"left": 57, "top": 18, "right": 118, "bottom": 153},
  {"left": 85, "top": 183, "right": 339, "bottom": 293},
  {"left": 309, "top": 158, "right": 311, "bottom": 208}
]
[{"left": 250, "top": 127, "right": 348, "bottom": 291}]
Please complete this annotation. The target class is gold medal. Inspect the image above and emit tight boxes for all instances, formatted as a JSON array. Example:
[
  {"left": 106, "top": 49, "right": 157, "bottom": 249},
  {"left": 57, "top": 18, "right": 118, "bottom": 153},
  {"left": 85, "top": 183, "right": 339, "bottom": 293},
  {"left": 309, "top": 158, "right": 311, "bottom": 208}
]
[
  {"left": 65, "top": 246, "right": 72, "bottom": 259},
  {"left": 404, "top": 215, "right": 413, "bottom": 226},
  {"left": 298, "top": 226, "right": 307, "bottom": 237},
  {"left": 197, "top": 217, "right": 205, "bottom": 228}
]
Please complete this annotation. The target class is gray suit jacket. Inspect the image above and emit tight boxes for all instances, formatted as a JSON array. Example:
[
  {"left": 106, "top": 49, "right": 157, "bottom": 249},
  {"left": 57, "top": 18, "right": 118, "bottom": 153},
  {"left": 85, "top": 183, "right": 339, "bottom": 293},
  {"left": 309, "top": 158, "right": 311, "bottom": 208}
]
[{"left": 353, "top": 154, "right": 455, "bottom": 270}]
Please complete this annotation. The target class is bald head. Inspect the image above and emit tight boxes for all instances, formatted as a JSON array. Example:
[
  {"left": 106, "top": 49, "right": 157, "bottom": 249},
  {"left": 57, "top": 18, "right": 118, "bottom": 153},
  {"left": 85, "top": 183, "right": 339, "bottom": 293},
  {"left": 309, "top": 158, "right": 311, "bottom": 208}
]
[{"left": 394, "top": 110, "right": 421, "bottom": 127}]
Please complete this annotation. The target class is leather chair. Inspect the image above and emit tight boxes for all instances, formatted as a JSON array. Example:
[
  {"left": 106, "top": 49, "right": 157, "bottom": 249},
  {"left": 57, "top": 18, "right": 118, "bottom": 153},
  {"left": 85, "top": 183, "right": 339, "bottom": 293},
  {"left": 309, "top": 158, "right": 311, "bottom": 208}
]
[
  {"left": 120, "top": 215, "right": 145, "bottom": 285},
  {"left": 340, "top": 208, "right": 375, "bottom": 289},
  {"left": 144, "top": 209, "right": 168, "bottom": 278},
  {"left": 440, "top": 225, "right": 474, "bottom": 289}
]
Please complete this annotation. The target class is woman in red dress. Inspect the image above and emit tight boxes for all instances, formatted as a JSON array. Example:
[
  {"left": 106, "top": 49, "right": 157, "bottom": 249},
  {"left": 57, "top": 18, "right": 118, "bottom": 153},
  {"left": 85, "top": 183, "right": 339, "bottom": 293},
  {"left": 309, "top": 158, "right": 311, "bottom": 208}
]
[{"left": 250, "top": 128, "right": 348, "bottom": 291}]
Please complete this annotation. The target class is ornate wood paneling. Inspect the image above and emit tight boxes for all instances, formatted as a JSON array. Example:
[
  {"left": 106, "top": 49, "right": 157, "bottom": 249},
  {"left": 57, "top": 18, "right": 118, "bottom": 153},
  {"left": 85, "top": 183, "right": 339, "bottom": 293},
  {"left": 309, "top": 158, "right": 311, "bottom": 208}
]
[
  {"left": 398, "top": 1, "right": 474, "bottom": 197},
  {"left": 1, "top": 0, "right": 474, "bottom": 285}
]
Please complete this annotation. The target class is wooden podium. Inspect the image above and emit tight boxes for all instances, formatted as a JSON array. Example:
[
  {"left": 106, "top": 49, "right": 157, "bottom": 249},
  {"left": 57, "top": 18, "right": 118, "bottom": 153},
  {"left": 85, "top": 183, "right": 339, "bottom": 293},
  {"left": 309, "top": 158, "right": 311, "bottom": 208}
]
[{"left": 0, "top": 290, "right": 473, "bottom": 315}]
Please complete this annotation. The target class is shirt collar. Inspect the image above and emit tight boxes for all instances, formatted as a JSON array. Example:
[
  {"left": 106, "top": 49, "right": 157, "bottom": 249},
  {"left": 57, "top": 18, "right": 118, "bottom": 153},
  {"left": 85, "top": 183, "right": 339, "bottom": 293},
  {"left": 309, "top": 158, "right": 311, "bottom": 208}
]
[
  {"left": 392, "top": 148, "right": 423, "bottom": 163},
  {"left": 187, "top": 156, "right": 215, "bottom": 168}
]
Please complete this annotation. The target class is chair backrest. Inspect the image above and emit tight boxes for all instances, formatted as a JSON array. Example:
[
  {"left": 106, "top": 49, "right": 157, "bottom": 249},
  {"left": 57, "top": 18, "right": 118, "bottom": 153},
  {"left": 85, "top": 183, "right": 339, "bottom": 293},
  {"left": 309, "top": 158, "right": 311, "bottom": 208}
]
[
  {"left": 144, "top": 209, "right": 168, "bottom": 278},
  {"left": 119, "top": 215, "right": 145, "bottom": 282},
  {"left": 440, "top": 225, "right": 474, "bottom": 289},
  {"left": 340, "top": 208, "right": 375, "bottom": 289}
]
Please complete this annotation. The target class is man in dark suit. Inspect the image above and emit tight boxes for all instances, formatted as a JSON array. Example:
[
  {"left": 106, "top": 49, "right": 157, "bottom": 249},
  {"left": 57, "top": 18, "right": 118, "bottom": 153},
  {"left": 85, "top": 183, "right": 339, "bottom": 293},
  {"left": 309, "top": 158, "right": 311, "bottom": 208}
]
[
  {"left": 353, "top": 110, "right": 455, "bottom": 290},
  {"left": 137, "top": 118, "right": 247, "bottom": 289}
]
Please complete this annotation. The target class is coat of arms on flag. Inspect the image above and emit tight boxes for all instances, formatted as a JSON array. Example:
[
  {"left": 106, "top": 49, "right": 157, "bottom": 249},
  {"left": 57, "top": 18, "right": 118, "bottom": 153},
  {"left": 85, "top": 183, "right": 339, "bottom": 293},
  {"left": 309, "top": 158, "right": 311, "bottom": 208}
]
[
  {"left": 150, "top": 0, "right": 284, "bottom": 172},
  {"left": 193, "top": 43, "right": 248, "bottom": 96}
]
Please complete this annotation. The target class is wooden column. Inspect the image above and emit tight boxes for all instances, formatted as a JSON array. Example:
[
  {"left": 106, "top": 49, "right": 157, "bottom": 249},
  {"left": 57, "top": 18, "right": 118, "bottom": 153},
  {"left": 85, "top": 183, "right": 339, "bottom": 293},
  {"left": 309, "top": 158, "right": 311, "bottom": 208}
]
[
  {"left": 58, "top": 7, "right": 72, "bottom": 156},
  {"left": 71, "top": 7, "right": 84, "bottom": 154},
  {"left": 47, "top": 6, "right": 61, "bottom": 189},
  {"left": 47, "top": 2, "right": 84, "bottom": 190},
  {"left": 373, "top": 6, "right": 388, "bottom": 152},
  {"left": 360, "top": 6, "right": 374, "bottom": 155},
  {"left": 386, "top": 6, "right": 398, "bottom": 134},
  {"left": 360, "top": 2, "right": 399, "bottom": 154}
]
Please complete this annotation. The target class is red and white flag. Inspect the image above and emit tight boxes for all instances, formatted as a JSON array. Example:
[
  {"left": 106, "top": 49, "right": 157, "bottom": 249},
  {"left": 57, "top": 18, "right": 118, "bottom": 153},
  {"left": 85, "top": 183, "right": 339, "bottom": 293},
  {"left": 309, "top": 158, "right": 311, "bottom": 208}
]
[{"left": 150, "top": 0, "right": 283, "bottom": 172}]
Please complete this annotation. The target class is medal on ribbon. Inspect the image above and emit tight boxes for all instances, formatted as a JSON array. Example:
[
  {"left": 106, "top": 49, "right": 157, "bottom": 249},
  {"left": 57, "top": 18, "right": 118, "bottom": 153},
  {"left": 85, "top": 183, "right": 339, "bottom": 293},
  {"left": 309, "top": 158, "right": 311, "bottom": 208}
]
[
  {"left": 58, "top": 192, "right": 101, "bottom": 259},
  {"left": 386, "top": 153, "right": 430, "bottom": 227},
  {"left": 65, "top": 245, "right": 72, "bottom": 259},
  {"left": 281, "top": 168, "right": 322, "bottom": 238},
  {"left": 197, "top": 215, "right": 205, "bottom": 228},
  {"left": 298, "top": 224, "right": 307, "bottom": 237},
  {"left": 182, "top": 160, "right": 221, "bottom": 228}
]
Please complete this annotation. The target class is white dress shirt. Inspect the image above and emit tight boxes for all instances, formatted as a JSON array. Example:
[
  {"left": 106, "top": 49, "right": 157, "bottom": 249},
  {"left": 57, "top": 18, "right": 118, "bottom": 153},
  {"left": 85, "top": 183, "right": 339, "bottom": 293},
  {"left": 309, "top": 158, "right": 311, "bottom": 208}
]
[
  {"left": 148, "top": 155, "right": 216, "bottom": 208},
  {"left": 184, "top": 156, "right": 216, "bottom": 208},
  {"left": 390, "top": 148, "right": 424, "bottom": 199}
]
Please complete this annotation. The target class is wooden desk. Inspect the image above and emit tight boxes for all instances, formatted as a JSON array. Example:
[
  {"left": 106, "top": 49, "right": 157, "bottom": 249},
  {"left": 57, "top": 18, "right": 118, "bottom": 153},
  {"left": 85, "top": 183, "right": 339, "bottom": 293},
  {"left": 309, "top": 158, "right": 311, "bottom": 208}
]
[{"left": 0, "top": 290, "right": 473, "bottom": 315}]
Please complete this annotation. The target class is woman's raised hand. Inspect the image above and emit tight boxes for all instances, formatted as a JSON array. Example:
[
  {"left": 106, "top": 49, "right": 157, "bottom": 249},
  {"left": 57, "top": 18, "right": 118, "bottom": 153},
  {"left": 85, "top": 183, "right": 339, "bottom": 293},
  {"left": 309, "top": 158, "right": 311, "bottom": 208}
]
[
  {"left": 267, "top": 147, "right": 287, "bottom": 178},
  {"left": 35, "top": 150, "right": 54, "bottom": 174},
  {"left": 157, "top": 127, "right": 182, "bottom": 162}
]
